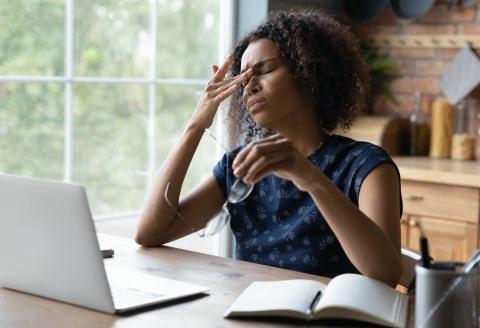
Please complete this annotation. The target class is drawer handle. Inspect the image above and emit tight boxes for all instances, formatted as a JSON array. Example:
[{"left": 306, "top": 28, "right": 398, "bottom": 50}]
[
  {"left": 406, "top": 195, "right": 424, "bottom": 201},
  {"left": 409, "top": 220, "right": 420, "bottom": 228}
]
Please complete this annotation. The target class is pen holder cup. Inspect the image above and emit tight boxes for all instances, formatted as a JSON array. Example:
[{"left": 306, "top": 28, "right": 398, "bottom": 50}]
[{"left": 415, "top": 265, "right": 480, "bottom": 328}]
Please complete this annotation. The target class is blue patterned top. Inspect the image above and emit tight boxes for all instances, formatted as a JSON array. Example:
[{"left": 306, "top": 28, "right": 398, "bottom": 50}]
[{"left": 212, "top": 134, "right": 402, "bottom": 277}]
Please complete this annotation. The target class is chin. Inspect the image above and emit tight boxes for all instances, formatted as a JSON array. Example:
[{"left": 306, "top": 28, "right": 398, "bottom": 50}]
[{"left": 250, "top": 115, "right": 270, "bottom": 130}]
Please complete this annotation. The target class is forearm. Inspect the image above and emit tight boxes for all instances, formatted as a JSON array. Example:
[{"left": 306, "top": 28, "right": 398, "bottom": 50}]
[
  {"left": 301, "top": 166, "right": 402, "bottom": 286},
  {"left": 136, "top": 122, "right": 204, "bottom": 246}
]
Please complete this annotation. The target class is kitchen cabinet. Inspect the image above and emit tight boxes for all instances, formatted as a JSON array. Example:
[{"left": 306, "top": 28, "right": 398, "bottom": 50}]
[{"left": 394, "top": 157, "right": 480, "bottom": 262}]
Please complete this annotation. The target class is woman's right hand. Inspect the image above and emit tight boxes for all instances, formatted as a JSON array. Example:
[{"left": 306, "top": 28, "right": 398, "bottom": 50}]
[{"left": 190, "top": 56, "right": 251, "bottom": 130}]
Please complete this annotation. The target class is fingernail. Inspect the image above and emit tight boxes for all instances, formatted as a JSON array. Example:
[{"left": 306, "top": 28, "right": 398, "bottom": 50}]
[{"left": 234, "top": 167, "right": 244, "bottom": 176}]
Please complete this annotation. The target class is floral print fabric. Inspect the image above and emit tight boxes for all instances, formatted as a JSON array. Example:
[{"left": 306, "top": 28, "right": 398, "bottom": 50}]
[{"left": 212, "top": 134, "right": 402, "bottom": 277}]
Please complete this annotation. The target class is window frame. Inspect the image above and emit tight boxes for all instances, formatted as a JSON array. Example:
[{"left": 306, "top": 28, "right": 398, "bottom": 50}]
[{"left": 0, "top": 0, "right": 232, "bottom": 223}]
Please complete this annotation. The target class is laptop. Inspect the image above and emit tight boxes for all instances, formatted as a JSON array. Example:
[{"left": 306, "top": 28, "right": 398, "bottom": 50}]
[{"left": 0, "top": 174, "right": 209, "bottom": 313}]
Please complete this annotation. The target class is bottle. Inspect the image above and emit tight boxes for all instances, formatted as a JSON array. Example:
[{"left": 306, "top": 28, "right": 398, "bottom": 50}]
[
  {"left": 451, "top": 99, "right": 475, "bottom": 160},
  {"left": 409, "top": 91, "right": 429, "bottom": 156}
]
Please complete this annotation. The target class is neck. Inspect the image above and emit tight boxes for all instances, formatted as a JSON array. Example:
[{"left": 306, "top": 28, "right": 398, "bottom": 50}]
[
  {"left": 272, "top": 107, "right": 328, "bottom": 157},
  {"left": 281, "top": 127, "right": 327, "bottom": 157}
]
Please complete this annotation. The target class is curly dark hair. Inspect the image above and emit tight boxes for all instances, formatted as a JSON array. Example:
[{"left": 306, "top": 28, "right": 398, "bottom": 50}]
[{"left": 228, "top": 8, "right": 370, "bottom": 143}]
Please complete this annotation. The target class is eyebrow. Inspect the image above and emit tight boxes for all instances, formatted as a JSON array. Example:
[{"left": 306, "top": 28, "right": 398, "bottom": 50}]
[{"left": 240, "top": 57, "right": 279, "bottom": 74}]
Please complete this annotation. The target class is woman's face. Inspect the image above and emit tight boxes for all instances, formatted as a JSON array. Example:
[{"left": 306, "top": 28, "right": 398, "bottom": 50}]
[{"left": 240, "top": 38, "right": 309, "bottom": 130}]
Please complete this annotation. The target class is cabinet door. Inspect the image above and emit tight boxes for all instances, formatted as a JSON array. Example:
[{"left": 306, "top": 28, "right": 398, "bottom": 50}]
[{"left": 407, "top": 215, "right": 478, "bottom": 262}]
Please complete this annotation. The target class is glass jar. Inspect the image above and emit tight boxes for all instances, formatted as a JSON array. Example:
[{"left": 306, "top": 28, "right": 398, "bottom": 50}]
[
  {"left": 451, "top": 99, "right": 476, "bottom": 160},
  {"left": 468, "top": 98, "right": 480, "bottom": 160}
]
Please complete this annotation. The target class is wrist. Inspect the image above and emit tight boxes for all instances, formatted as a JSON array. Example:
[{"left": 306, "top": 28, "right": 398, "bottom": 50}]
[
  {"left": 185, "top": 120, "right": 207, "bottom": 136},
  {"left": 293, "top": 161, "right": 325, "bottom": 194}
]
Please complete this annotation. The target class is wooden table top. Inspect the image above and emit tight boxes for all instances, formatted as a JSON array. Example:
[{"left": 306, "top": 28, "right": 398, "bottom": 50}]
[
  {"left": 0, "top": 234, "right": 415, "bottom": 327},
  {"left": 1, "top": 234, "right": 346, "bottom": 328}
]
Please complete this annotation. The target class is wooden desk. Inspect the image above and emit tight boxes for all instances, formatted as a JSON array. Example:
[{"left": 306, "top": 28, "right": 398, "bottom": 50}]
[
  {"left": 0, "top": 234, "right": 414, "bottom": 327},
  {"left": 0, "top": 234, "right": 336, "bottom": 327}
]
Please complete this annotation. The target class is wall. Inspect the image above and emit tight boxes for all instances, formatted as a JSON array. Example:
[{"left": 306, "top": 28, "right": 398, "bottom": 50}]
[
  {"left": 235, "top": 0, "right": 268, "bottom": 40},
  {"left": 352, "top": 0, "right": 480, "bottom": 117}
]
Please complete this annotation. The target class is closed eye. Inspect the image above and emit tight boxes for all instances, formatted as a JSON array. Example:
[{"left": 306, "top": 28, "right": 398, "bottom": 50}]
[
  {"left": 254, "top": 63, "right": 276, "bottom": 75},
  {"left": 241, "top": 66, "right": 275, "bottom": 88},
  {"left": 259, "top": 67, "right": 275, "bottom": 74}
]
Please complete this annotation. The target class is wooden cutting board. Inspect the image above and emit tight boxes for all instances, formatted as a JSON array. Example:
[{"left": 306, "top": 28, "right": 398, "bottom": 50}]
[{"left": 335, "top": 115, "right": 410, "bottom": 155}]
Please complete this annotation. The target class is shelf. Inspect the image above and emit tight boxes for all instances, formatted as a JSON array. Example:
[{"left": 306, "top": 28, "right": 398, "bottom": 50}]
[{"left": 366, "top": 34, "right": 480, "bottom": 49}]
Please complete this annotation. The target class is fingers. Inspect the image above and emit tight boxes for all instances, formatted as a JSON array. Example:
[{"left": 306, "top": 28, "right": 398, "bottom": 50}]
[
  {"left": 232, "top": 135, "right": 283, "bottom": 169},
  {"left": 206, "top": 69, "right": 252, "bottom": 103},
  {"left": 213, "top": 82, "right": 242, "bottom": 103},
  {"left": 211, "top": 64, "right": 219, "bottom": 75},
  {"left": 212, "top": 73, "right": 247, "bottom": 95},
  {"left": 242, "top": 152, "right": 290, "bottom": 184},
  {"left": 233, "top": 136, "right": 289, "bottom": 182},
  {"left": 208, "top": 71, "right": 246, "bottom": 92},
  {"left": 211, "top": 55, "right": 233, "bottom": 83},
  {"left": 233, "top": 143, "right": 277, "bottom": 178},
  {"left": 194, "top": 67, "right": 251, "bottom": 128}
]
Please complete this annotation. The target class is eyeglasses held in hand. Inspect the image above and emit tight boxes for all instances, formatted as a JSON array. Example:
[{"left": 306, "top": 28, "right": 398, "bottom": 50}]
[{"left": 163, "top": 129, "right": 254, "bottom": 237}]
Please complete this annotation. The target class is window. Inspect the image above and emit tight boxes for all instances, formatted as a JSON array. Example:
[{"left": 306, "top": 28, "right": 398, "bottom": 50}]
[{"left": 0, "top": 0, "right": 229, "bottom": 255}]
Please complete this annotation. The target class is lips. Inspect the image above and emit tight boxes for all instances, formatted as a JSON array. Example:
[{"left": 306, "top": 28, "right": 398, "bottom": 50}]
[{"left": 246, "top": 98, "right": 267, "bottom": 113}]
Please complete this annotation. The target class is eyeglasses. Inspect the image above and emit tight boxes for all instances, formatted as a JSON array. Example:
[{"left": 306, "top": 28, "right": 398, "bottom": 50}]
[{"left": 164, "top": 129, "right": 254, "bottom": 237}]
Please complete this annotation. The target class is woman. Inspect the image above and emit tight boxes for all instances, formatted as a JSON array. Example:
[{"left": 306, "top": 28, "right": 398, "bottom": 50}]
[{"left": 136, "top": 9, "right": 403, "bottom": 287}]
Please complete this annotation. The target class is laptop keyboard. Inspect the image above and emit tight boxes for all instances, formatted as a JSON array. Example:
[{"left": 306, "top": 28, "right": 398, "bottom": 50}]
[
  {"left": 111, "top": 286, "right": 166, "bottom": 307},
  {"left": 104, "top": 266, "right": 208, "bottom": 311}
]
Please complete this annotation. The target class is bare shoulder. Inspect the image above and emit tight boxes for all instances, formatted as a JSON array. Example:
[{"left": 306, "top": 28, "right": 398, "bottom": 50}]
[{"left": 358, "top": 163, "right": 401, "bottom": 245}]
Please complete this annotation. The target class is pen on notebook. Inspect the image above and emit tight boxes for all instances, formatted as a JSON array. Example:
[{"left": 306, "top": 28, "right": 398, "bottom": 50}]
[
  {"left": 419, "top": 235, "right": 431, "bottom": 268},
  {"left": 307, "top": 290, "right": 322, "bottom": 316}
]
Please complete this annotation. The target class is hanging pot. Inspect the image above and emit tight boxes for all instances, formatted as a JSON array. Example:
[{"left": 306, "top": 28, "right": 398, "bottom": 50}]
[
  {"left": 344, "top": 0, "right": 389, "bottom": 22},
  {"left": 391, "top": 0, "right": 436, "bottom": 20}
]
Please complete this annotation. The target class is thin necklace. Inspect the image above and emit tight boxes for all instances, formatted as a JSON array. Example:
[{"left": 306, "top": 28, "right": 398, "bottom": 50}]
[
  {"left": 307, "top": 138, "right": 325, "bottom": 158},
  {"left": 309, "top": 134, "right": 329, "bottom": 157},
  {"left": 315, "top": 134, "right": 329, "bottom": 151},
  {"left": 316, "top": 139, "right": 324, "bottom": 150}
]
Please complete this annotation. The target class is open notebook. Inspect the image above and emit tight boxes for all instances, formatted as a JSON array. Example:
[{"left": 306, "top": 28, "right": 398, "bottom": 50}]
[{"left": 224, "top": 273, "right": 408, "bottom": 328}]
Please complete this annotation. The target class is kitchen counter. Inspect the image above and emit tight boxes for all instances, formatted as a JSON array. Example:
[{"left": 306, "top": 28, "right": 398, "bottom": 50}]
[{"left": 393, "top": 156, "right": 480, "bottom": 188}]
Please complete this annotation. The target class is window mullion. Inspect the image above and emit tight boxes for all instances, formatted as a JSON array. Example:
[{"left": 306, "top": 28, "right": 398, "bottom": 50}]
[
  {"left": 64, "top": 0, "right": 75, "bottom": 182},
  {"left": 148, "top": 0, "right": 158, "bottom": 182}
]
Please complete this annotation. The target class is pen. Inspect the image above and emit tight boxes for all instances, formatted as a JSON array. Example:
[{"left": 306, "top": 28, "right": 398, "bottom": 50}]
[
  {"left": 419, "top": 235, "right": 431, "bottom": 268},
  {"left": 307, "top": 290, "right": 322, "bottom": 317}
]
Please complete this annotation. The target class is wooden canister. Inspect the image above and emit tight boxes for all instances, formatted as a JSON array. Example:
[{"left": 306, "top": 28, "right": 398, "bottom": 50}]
[{"left": 430, "top": 99, "right": 454, "bottom": 158}]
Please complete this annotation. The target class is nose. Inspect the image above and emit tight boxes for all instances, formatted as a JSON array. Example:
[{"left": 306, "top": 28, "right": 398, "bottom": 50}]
[{"left": 243, "top": 76, "right": 262, "bottom": 97}]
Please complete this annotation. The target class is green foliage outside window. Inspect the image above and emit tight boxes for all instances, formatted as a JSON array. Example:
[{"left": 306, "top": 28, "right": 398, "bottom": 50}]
[{"left": 0, "top": 0, "right": 220, "bottom": 215}]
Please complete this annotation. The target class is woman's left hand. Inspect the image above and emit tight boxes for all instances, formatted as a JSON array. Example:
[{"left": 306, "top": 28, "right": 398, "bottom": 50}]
[{"left": 232, "top": 134, "right": 317, "bottom": 191}]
